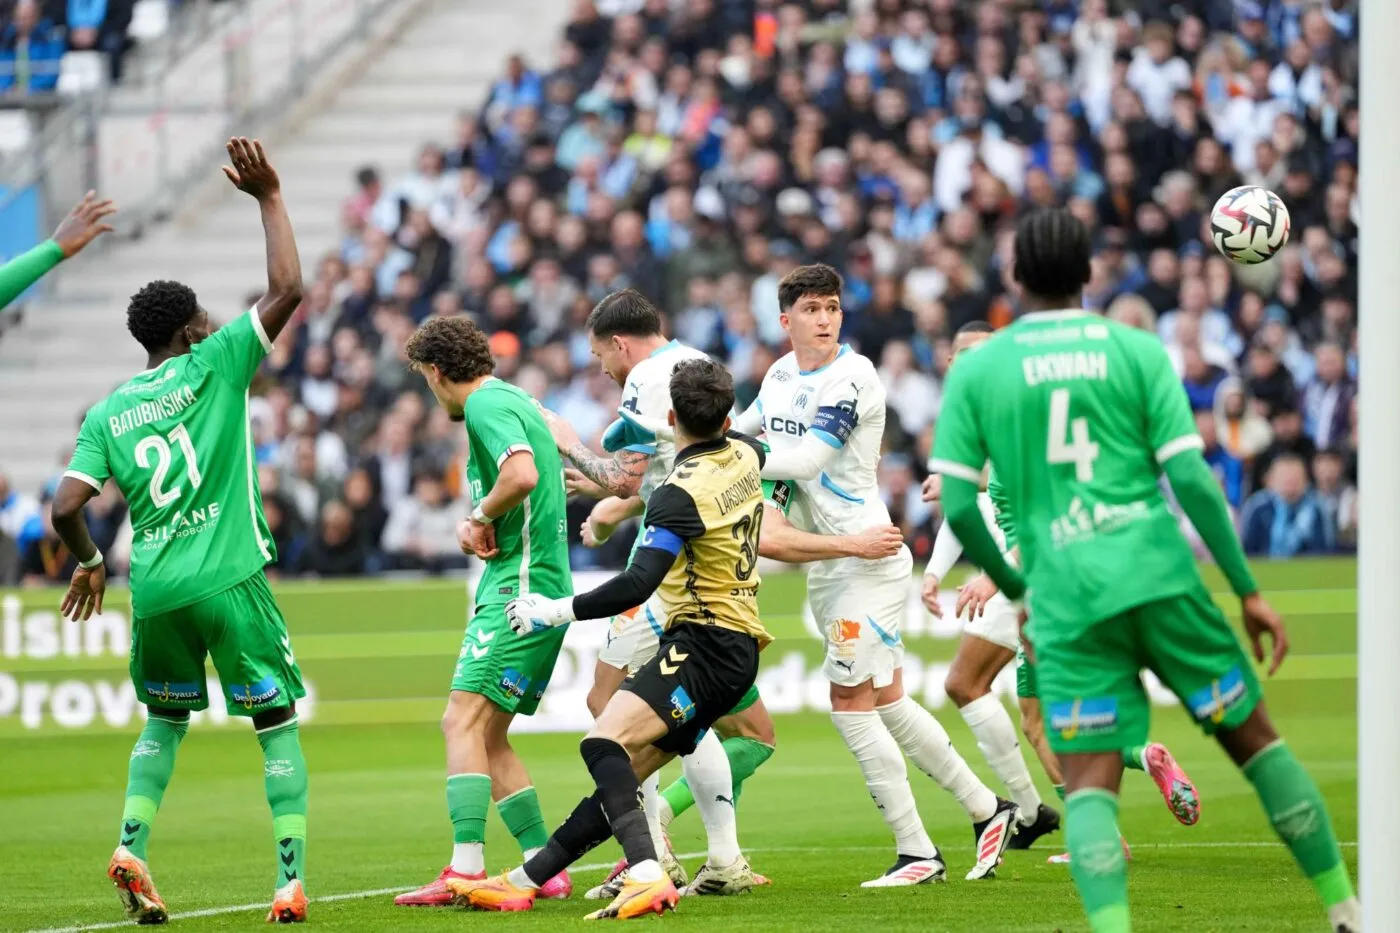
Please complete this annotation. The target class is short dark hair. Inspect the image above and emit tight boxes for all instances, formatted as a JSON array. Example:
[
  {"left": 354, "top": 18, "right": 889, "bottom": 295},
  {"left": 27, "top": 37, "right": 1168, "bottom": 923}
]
[
  {"left": 669, "top": 358, "right": 733, "bottom": 439},
  {"left": 586, "top": 289, "right": 662, "bottom": 339},
  {"left": 956, "top": 320, "right": 994, "bottom": 336},
  {"left": 778, "top": 263, "right": 843, "bottom": 312},
  {"left": 1013, "top": 208, "right": 1092, "bottom": 301},
  {"left": 404, "top": 315, "right": 495, "bottom": 383},
  {"left": 127, "top": 280, "right": 200, "bottom": 352}
]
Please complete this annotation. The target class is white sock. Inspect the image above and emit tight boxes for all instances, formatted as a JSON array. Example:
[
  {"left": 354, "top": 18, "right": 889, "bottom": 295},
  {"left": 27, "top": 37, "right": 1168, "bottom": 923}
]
[
  {"left": 523, "top": 846, "right": 542, "bottom": 861},
  {"left": 960, "top": 693, "right": 1042, "bottom": 824},
  {"left": 628, "top": 858, "right": 663, "bottom": 883},
  {"left": 507, "top": 865, "right": 539, "bottom": 890},
  {"left": 1328, "top": 897, "right": 1361, "bottom": 932},
  {"left": 641, "top": 772, "right": 667, "bottom": 858},
  {"left": 831, "top": 710, "right": 937, "bottom": 858},
  {"left": 682, "top": 728, "right": 741, "bottom": 865},
  {"left": 452, "top": 841, "right": 484, "bottom": 875},
  {"left": 878, "top": 695, "right": 997, "bottom": 822}
]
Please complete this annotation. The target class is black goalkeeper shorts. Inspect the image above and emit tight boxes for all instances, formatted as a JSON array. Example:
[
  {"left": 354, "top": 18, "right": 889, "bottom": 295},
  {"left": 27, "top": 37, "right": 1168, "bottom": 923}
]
[{"left": 621, "top": 622, "right": 760, "bottom": 756}]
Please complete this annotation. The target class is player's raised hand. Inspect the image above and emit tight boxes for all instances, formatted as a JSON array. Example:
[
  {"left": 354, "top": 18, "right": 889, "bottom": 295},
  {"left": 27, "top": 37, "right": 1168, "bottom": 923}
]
[
  {"left": 61, "top": 562, "right": 106, "bottom": 622},
  {"left": 1241, "top": 592, "right": 1289, "bottom": 676},
  {"left": 920, "top": 474, "right": 942, "bottom": 503},
  {"left": 956, "top": 573, "right": 999, "bottom": 619},
  {"left": 849, "top": 523, "right": 903, "bottom": 560},
  {"left": 921, "top": 573, "right": 943, "bottom": 618},
  {"left": 222, "top": 137, "right": 281, "bottom": 201},
  {"left": 505, "top": 593, "right": 576, "bottom": 636},
  {"left": 52, "top": 191, "right": 116, "bottom": 258}
]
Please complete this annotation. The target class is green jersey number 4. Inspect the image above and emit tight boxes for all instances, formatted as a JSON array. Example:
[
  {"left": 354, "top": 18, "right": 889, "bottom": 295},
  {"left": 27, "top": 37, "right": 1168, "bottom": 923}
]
[
  {"left": 1047, "top": 388, "right": 1099, "bottom": 482},
  {"left": 135, "top": 424, "right": 203, "bottom": 508}
]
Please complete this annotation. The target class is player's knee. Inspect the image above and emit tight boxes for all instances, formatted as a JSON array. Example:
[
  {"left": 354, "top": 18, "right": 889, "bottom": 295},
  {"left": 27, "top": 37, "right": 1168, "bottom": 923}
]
[
  {"left": 252, "top": 703, "right": 295, "bottom": 732},
  {"left": 442, "top": 692, "right": 487, "bottom": 738},
  {"left": 1216, "top": 704, "right": 1280, "bottom": 767},
  {"left": 943, "top": 668, "right": 987, "bottom": 707}
]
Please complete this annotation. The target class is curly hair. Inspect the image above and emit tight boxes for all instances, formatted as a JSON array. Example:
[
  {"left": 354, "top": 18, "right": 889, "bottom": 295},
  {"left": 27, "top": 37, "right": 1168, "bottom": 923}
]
[
  {"left": 127, "top": 280, "right": 200, "bottom": 352},
  {"left": 777, "top": 263, "right": 843, "bottom": 312},
  {"left": 404, "top": 315, "right": 495, "bottom": 383}
]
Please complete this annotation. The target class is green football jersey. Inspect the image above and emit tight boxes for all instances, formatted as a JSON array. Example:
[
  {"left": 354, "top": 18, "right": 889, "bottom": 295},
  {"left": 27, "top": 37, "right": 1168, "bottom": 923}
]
[
  {"left": 464, "top": 378, "right": 572, "bottom": 606},
  {"left": 65, "top": 308, "right": 274, "bottom": 617},
  {"left": 930, "top": 310, "right": 1205, "bottom": 630}
]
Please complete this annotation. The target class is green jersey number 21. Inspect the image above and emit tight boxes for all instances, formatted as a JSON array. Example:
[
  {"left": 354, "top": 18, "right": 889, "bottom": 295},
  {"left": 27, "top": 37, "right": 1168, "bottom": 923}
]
[
  {"left": 136, "top": 424, "right": 203, "bottom": 508},
  {"left": 1047, "top": 388, "right": 1099, "bottom": 481}
]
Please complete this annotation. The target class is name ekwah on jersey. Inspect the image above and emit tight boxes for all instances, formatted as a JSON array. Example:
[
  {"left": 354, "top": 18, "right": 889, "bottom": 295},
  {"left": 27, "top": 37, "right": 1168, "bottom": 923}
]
[{"left": 1020, "top": 350, "right": 1109, "bottom": 387}]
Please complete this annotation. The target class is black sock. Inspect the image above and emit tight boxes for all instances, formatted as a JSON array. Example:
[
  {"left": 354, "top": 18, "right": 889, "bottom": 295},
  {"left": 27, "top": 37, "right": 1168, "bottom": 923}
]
[
  {"left": 522, "top": 792, "right": 612, "bottom": 887},
  {"left": 580, "top": 737, "right": 656, "bottom": 870}
]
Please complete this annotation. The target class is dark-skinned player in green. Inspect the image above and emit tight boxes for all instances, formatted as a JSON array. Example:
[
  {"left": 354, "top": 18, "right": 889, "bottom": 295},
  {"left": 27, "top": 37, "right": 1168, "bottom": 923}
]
[
  {"left": 50, "top": 138, "right": 311, "bottom": 925},
  {"left": 929, "top": 208, "right": 1359, "bottom": 933}
]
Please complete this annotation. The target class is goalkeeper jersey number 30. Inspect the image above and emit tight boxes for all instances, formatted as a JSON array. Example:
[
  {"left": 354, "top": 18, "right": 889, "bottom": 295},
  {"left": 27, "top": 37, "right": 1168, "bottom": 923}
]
[
  {"left": 930, "top": 310, "right": 1206, "bottom": 632},
  {"left": 65, "top": 308, "right": 276, "bottom": 618}
]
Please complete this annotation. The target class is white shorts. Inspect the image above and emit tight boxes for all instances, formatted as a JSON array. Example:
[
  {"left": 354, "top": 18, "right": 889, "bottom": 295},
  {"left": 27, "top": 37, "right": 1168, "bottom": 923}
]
[
  {"left": 962, "top": 591, "right": 1020, "bottom": 651},
  {"left": 810, "top": 573, "right": 907, "bottom": 689},
  {"left": 597, "top": 596, "right": 665, "bottom": 673}
]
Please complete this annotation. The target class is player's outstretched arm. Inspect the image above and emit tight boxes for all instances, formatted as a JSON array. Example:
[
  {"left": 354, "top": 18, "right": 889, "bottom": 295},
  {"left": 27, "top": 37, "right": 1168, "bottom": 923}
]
[
  {"left": 941, "top": 476, "right": 1026, "bottom": 600},
  {"left": 222, "top": 137, "right": 303, "bottom": 344},
  {"left": 758, "top": 509, "right": 903, "bottom": 563},
  {"left": 584, "top": 495, "right": 645, "bottom": 547},
  {"left": 50, "top": 476, "right": 106, "bottom": 621},
  {"left": 0, "top": 192, "right": 116, "bottom": 310}
]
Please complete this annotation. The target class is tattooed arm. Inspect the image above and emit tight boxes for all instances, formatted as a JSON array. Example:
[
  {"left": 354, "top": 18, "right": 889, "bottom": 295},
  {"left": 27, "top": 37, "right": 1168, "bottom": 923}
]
[
  {"left": 565, "top": 444, "right": 649, "bottom": 498},
  {"left": 543, "top": 407, "right": 649, "bottom": 498}
]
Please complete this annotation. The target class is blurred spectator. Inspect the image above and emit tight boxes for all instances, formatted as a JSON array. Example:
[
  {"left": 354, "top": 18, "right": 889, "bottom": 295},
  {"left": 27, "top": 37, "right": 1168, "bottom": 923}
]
[
  {"left": 1301, "top": 340, "right": 1355, "bottom": 451},
  {"left": 1197, "top": 409, "right": 1244, "bottom": 509},
  {"left": 382, "top": 474, "right": 469, "bottom": 573},
  {"left": 296, "top": 500, "right": 369, "bottom": 577},
  {"left": 1312, "top": 448, "right": 1357, "bottom": 552},
  {"left": 1213, "top": 378, "right": 1273, "bottom": 467},
  {"left": 1240, "top": 453, "right": 1334, "bottom": 557},
  {"left": 0, "top": 472, "right": 41, "bottom": 557},
  {"left": 879, "top": 340, "right": 937, "bottom": 440},
  {"left": 0, "top": 0, "right": 64, "bottom": 94},
  {"left": 20, "top": 500, "right": 74, "bottom": 585}
]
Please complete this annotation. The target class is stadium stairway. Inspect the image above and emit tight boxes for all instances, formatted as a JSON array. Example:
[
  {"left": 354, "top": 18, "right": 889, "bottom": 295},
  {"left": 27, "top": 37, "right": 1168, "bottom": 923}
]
[{"left": 0, "top": 0, "right": 566, "bottom": 496}]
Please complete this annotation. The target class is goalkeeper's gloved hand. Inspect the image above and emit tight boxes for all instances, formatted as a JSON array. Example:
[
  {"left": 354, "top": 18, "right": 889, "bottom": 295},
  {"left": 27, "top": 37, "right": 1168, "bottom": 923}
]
[{"left": 505, "top": 593, "right": 576, "bottom": 637}]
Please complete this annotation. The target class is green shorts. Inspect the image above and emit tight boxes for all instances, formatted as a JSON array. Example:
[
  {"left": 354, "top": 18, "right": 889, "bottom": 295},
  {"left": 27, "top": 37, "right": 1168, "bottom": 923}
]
[
  {"left": 452, "top": 604, "right": 567, "bottom": 716},
  {"left": 1015, "top": 644, "right": 1037, "bottom": 700},
  {"left": 725, "top": 683, "right": 761, "bottom": 717},
  {"left": 1035, "top": 585, "right": 1261, "bottom": 755},
  {"left": 131, "top": 571, "right": 305, "bottom": 717}
]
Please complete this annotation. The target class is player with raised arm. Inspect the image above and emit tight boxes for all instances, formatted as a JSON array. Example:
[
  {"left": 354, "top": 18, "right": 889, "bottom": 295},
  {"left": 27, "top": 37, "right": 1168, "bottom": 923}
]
[
  {"left": 0, "top": 190, "right": 116, "bottom": 309},
  {"left": 395, "top": 315, "right": 573, "bottom": 907},
  {"left": 732, "top": 264, "right": 1016, "bottom": 887},
  {"left": 49, "top": 138, "right": 310, "bottom": 924},
  {"left": 543, "top": 289, "right": 769, "bottom": 898},
  {"left": 923, "top": 324, "right": 1200, "bottom": 860},
  {"left": 930, "top": 208, "right": 1359, "bottom": 933},
  {"left": 449, "top": 359, "right": 772, "bottom": 920}
]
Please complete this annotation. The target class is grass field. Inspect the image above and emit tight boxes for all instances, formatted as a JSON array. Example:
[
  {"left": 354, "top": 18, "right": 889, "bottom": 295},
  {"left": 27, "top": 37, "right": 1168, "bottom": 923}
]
[{"left": 1, "top": 559, "right": 1357, "bottom": 931}]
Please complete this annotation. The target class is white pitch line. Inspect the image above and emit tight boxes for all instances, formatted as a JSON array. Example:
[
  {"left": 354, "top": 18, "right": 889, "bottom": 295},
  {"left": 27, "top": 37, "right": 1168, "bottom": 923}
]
[
  {"left": 21, "top": 853, "right": 698, "bottom": 933},
  {"left": 24, "top": 841, "right": 1358, "bottom": 932}
]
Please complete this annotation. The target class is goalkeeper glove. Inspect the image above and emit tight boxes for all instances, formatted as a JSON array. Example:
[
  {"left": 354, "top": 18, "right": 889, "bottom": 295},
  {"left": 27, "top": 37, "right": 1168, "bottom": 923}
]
[{"left": 505, "top": 593, "right": 576, "bottom": 636}]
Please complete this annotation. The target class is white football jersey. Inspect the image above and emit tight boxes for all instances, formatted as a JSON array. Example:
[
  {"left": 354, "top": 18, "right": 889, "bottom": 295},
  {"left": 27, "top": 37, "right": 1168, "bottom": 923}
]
[
  {"left": 754, "top": 344, "right": 911, "bottom": 580},
  {"left": 618, "top": 339, "right": 711, "bottom": 502}
]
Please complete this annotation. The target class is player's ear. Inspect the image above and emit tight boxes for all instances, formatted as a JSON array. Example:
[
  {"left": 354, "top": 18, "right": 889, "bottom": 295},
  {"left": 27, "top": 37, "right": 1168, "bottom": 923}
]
[
  {"left": 667, "top": 409, "right": 676, "bottom": 427},
  {"left": 722, "top": 414, "right": 732, "bottom": 433}
]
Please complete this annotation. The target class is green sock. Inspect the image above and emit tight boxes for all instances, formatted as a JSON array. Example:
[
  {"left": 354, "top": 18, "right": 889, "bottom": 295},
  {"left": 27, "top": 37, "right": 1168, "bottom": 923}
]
[
  {"left": 496, "top": 786, "right": 549, "bottom": 854},
  {"left": 447, "top": 773, "right": 492, "bottom": 845},
  {"left": 1243, "top": 741, "right": 1354, "bottom": 909},
  {"left": 661, "top": 736, "right": 776, "bottom": 819},
  {"left": 1121, "top": 746, "right": 1147, "bottom": 771},
  {"left": 119, "top": 715, "right": 188, "bottom": 860},
  {"left": 721, "top": 736, "right": 775, "bottom": 808},
  {"left": 1053, "top": 784, "right": 1066, "bottom": 801},
  {"left": 1067, "top": 788, "right": 1131, "bottom": 933},
  {"left": 258, "top": 717, "right": 309, "bottom": 889}
]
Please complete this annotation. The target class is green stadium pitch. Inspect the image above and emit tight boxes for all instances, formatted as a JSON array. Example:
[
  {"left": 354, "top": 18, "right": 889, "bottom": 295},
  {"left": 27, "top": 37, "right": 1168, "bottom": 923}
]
[{"left": 1, "top": 559, "right": 1356, "bottom": 931}]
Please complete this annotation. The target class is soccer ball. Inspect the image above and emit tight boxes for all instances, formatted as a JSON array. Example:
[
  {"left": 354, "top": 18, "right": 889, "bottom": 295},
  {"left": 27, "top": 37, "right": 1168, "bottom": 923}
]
[{"left": 1209, "top": 185, "right": 1291, "bottom": 264}]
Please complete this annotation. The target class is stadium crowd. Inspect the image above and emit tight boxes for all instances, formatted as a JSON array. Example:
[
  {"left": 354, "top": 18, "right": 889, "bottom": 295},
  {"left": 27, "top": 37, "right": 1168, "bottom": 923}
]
[
  {"left": 0, "top": 0, "right": 143, "bottom": 92},
  {"left": 0, "top": 0, "right": 1361, "bottom": 584}
]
